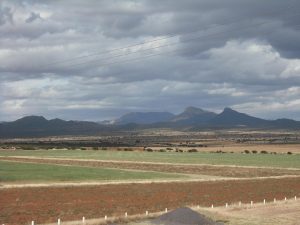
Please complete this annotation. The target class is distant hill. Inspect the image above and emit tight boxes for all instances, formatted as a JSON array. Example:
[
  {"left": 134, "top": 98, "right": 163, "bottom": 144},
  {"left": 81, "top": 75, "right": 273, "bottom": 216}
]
[
  {"left": 208, "top": 107, "right": 268, "bottom": 127},
  {"left": 171, "top": 106, "right": 217, "bottom": 125},
  {"left": 271, "top": 118, "right": 300, "bottom": 129},
  {"left": 114, "top": 112, "right": 175, "bottom": 124},
  {"left": 1, "top": 107, "right": 300, "bottom": 138},
  {"left": 0, "top": 116, "right": 113, "bottom": 138},
  {"left": 193, "top": 107, "right": 300, "bottom": 129}
]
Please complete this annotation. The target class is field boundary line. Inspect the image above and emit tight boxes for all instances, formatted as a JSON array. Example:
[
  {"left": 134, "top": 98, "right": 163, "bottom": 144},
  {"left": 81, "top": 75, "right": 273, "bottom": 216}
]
[{"left": 1, "top": 174, "right": 300, "bottom": 189}]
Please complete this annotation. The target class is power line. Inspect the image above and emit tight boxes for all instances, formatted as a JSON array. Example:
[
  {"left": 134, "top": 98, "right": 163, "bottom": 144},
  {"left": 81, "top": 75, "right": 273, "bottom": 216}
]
[
  {"left": 43, "top": 0, "right": 297, "bottom": 69},
  {"left": 75, "top": 24, "right": 300, "bottom": 86},
  {"left": 54, "top": 12, "right": 300, "bottom": 71}
]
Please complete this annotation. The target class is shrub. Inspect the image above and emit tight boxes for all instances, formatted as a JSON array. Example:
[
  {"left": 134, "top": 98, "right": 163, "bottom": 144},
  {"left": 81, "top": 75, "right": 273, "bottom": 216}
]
[
  {"left": 252, "top": 150, "right": 257, "bottom": 154},
  {"left": 287, "top": 151, "right": 293, "bottom": 155},
  {"left": 159, "top": 149, "right": 166, "bottom": 152},
  {"left": 216, "top": 150, "right": 226, "bottom": 153},
  {"left": 188, "top": 149, "right": 198, "bottom": 153},
  {"left": 145, "top": 148, "right": 153, "bottom": 152},
  {"left": 244, "top": 150, "right": 250, "bottom": 154},
  {"left": 260, "top": 150, "right": 268, "bottom": 154}
]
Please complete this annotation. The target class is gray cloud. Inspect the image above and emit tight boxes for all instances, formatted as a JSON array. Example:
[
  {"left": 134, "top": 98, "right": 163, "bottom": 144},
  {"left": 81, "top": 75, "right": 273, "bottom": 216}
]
[
  {"left": 0, "top": 0, "right": 300, "bottom": 121},
  {"left": 25, "top": 12, "right": 42, "bottom": 23},
  {"left": 0, "top": 3, "right": 13, "bottom": 25}
]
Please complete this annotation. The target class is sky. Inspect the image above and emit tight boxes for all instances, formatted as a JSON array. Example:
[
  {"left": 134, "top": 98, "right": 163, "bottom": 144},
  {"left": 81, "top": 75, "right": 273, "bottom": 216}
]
[{"left": 1, "top": 0, "right": 300, "bottom": 121}]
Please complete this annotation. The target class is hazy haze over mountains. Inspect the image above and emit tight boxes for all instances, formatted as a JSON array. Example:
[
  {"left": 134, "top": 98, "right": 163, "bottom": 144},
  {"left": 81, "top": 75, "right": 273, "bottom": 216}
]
[{"left": 114, "top": 112, "right": 175, "bottom": 125}]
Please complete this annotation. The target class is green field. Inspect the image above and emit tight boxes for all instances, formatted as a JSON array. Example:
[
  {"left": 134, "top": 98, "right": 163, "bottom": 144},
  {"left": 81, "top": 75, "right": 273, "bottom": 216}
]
[
  {"left": 0, "top": 150, "right": 300, "bottom": 168},
  {"left": 0, "top": 160, "right": 185, "bottom": 182}
]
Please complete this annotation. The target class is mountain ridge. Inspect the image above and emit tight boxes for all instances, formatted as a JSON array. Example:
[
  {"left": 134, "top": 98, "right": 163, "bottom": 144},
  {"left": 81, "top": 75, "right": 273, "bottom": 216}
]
[
  {"left": 0, "top": 116, "right": 113, "bottom": 138},
  {"left": 171, "top": 106, "right": 217, "bottom": 125},
  {"left": 1, "top": 107, "right": 300, "bottom": 138}
]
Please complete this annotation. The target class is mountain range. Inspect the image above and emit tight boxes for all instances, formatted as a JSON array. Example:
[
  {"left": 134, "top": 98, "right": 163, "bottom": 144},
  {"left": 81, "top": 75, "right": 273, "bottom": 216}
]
[
  {"left": 0, "top": 116, "right": 114, "bottom": 138},
  {"left": 1, "top": 107, "right": 300, "bottom": 137}
]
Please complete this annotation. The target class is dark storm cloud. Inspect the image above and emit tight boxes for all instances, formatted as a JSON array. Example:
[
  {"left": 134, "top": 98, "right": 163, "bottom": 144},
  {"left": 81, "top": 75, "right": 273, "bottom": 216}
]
[{"left": 0, "top": 0, "right": 300, "bottom": 121}]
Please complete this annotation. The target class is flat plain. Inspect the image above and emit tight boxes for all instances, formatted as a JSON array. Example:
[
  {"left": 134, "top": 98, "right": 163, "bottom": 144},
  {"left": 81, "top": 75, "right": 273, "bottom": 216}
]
[
  {"left": 0, "top": 149, "right": 300, "bottom": 168},
  {"left": 0, "top": 160, "right": 185, "bottom": 183},
  {"left": 1, "top": 132, "right": 300, "bottom": 225},
  {"left": 1, "top": 178, "right": 299, "bottom": 224}
]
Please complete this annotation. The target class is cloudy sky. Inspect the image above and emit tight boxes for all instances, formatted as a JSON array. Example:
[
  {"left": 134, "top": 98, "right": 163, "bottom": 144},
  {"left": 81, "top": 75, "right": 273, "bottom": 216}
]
[{"left": 1, "top": 0, "right": 300, "bottom": 121}]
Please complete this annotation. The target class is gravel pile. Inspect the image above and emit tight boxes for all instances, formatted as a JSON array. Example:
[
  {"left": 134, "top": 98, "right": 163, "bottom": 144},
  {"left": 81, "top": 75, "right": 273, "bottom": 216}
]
[{"left": 152, "top": 207, "right": 223, "bottom": 225}]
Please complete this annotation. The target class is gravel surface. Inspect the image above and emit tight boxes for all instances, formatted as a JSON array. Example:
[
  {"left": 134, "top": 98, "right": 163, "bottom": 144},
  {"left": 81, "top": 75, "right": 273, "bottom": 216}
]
[{"left": 152, "top": 207, "right": 223, "bottom": 225}]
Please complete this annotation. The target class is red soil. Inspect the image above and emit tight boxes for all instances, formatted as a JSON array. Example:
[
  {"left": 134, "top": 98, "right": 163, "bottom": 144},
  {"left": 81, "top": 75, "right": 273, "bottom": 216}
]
[{"left": 1, "top": 177, "right": 299, "bottom": 225}]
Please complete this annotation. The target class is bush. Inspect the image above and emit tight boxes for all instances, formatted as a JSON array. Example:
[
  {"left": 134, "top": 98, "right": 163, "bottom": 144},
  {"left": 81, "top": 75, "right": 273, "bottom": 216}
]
[
  {"left": 215, "top": 150, "right": 226, "bottom": 153},
  {"left": 244, "top": 150, "right": 250, "bottom": 154},
  {"left": 101, "top": 147, "right": 107, "bottom": 150},
  {"left": 188, "top": 149, "right": 198, "bottom": 153},
  {"left": 159, "top": 149, "right": 166, "bottom": 152},
  {"left": 252, "top": 150, "right": 257, "bottom": 154},
  {"left": 287, "top": 151, "right": 293, "bottom": 155},
  {"left": 260, "top": 150, "right": 268, "bottom": 154},
  {"left": 145, "top": 148, "right": 153, "bottom": 152}
]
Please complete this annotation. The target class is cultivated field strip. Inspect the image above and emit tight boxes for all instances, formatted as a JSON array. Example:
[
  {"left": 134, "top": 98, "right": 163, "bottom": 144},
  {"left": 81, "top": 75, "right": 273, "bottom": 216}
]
[
  {"left": 1, "top": 156, "right": 300, "bottom": 178},
  {"left": 1, "top": 150, "right": 299, "bottom": 168},
  {"left": 1, "top": 177, "right": 299, "bottom": 224}
]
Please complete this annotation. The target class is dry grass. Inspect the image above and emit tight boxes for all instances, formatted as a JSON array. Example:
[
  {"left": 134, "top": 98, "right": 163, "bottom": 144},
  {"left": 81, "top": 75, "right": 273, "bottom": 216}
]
[
  {"left": 194, "top": 199, "right": 300, "bottom": 225},
  {"left": 60, "top": 199, "right": 300, "bottom": 225},
  {"left": 44, "top": 211, "right": 163, "bottom": 225},
  {"left": 150, "top": 143, "right": 300, "bottom": 154}
]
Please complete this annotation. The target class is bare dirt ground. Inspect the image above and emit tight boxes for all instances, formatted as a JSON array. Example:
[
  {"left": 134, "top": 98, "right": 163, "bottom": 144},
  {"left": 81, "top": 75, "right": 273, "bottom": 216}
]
[
  {"left": 0, "top": 177, "right": 299, "bottom": 225},
  {"left": 199, "top": 200, "right": 300, "bottom": 225},
  {"left": 2, "top": 175, "right": 300, "bottom": 189},
  {"left": 1, "top": 156, "right": 300, "bottom": 178}
]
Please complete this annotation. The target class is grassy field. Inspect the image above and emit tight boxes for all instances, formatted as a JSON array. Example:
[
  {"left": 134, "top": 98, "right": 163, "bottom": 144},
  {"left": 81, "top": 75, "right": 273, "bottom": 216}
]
[
  {"left": 0, "top": 150, "right": 300, "bottom": 168},
  {"left": 0, "top": 160, "right": 184, "bottom": 182}
]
